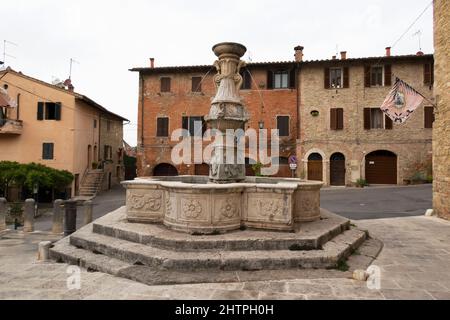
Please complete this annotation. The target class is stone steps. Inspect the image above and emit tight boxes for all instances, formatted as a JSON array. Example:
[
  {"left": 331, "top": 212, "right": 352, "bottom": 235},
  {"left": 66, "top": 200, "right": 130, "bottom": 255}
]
[
  {"left": 51, "top": 222, "right": 367, "bottom": 272},
  {"left": 91, "top": 208, "right": 351, "bottom": 251}
]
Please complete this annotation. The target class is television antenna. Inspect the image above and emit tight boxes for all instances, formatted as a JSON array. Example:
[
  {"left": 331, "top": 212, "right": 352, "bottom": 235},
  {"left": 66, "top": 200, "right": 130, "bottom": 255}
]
[
  {"left": 412, "top": 30, "right": 422, "bottom": 51},
  {"left": 2, "top": 40, "right": 18, "bottom": 67},
  {"left": 69, "top": 58, "right": 80, "bottom": 79}
]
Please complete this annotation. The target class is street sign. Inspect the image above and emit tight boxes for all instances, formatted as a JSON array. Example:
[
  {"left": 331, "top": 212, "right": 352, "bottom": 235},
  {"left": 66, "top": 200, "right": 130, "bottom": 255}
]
[
  {"left": 290, "top": 163, "right": 297, "bottom": 170},
  {"left": 289, "top": 156, "right": 297, "bottom": 165}
]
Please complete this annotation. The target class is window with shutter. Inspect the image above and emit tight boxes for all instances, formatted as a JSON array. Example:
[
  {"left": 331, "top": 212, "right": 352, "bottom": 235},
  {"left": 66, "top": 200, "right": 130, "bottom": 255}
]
[
  {"left": 364, "top": 66, "right": 371, "bottom": 88},
  {"left": 363, "top": 108, "right": 371, "bottom": 130},
  {"left": 42, "top": 143, "right": 54, "bottom": 160},
  {"left": 181, "top": 116, "right": 204, "bottom": 136},
  {"left": 336, "top": 108, "right": 344, "bottom": 130},
  {"left": 55, "top": 103, "right": 62, "bottom": 120},
  {"left": 424, "top": 106, "right": 435, "bottom": 128},
  {"left": 384, "top": 65, "right": 392, "bottom": 86},
  {"left": 330, "top": 108, "right": 337, "bottom": 130},
  {"left": 385, "top": 115, "right": 393, "bottom": 130},
  {"left": 343, "top": 67, "right": 349, "bottom": 88},
  {"left": 156, "top": 117, "right": 169, "bottom": 137},
  {"left": 324, "top": 68, "right": 330, "bottom": 89},
  {"left": 241, "top": 69, "right": 252, "bottom": 90},
  {"left": 267, "top": 71, "right": 273, "bottom": 89},
  {"left": 276, "top": 116, "right": 289, "bottom": 136},
  {"left": 273, "top": 71, "right": 289, "bottom": 89},
  {"left": 424, "top": 64, "right": 434, "bottom": 86},
  {"left": 37, "top": 102, "right": 44, "bottom": 120},
  {"left": 370, "top": 67, "right": 383, "bottom": 86},
  {"left": 160, "top": 77, "right": 171, "bottom": 93},
  {"left": 329, "top": 68, "right": 342, "bottom": 89},
  {"left": 191, "top": 77, "right": 202, "bottom": 92}
]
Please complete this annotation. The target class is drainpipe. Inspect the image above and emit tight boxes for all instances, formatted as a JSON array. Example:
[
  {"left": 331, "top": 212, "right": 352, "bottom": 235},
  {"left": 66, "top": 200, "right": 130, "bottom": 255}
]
[{"left": 140, "top": 74, "right": 145, "bottom": 148}]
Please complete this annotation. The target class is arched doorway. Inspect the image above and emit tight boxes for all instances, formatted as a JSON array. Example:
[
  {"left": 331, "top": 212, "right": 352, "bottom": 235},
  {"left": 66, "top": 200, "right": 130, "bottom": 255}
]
[
  {"left": 153, "top": 163, "right": 178, "bottom": 176},
  {"left": 245, "top": 158, "right": 256, "bottom": 176},
  {"left": 194, "top": 163, "right": 210, "bottom": 176},
  {"left": 273, "top": 157, "right": 291, "bottom": 178},
  {"left": 365, "top": 150, "right": 397, "bottom": 184},
  {"left": 330, "top": 153, "right": 346, "bottom": 186},
  {"left": 93, "top": 146, "right": 97, "bottom": 162},
  {"left": 308, "top": 153, "right": 323, "bottom": 181}
]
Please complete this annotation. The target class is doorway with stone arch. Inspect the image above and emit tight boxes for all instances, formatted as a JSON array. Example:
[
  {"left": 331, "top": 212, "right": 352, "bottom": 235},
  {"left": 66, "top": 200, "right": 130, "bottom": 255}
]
[
  {"left": 365, "top": 150, "right": 397, "bottom": 184},
  {"left": 308, "top": 153, "right": 323, "bottom": 181},
  {"left": 153, "top": 163, "right": 179, "bottom": 177},
  {"left": 330, "top": 152, "right": 346, "bottom": 186}
]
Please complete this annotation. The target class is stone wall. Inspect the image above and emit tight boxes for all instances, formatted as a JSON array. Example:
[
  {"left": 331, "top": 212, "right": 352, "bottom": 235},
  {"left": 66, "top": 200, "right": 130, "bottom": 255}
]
[
  {"left": 433, "top": 0, "right": 450, "bottom": 219},
  {"left": 298, "top": 57, "right": 434, "bottom": 186}
]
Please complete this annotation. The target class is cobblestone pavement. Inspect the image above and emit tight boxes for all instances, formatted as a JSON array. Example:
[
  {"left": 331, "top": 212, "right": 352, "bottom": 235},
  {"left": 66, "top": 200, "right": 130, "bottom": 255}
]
[{"left": 1, "top": 214, "right": 450, "bottom": 300}]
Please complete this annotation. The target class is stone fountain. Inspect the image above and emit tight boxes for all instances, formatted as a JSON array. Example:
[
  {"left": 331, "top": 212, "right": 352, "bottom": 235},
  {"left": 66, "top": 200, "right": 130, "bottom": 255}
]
[{"left": 49, "top": 43, "right": 373, "bottom": 285}]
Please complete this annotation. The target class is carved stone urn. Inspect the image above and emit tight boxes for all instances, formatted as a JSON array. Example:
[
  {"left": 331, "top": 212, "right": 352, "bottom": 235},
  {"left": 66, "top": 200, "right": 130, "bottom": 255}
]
[{"left": 205, "top": 42, "right": 250, "bottom": 184}]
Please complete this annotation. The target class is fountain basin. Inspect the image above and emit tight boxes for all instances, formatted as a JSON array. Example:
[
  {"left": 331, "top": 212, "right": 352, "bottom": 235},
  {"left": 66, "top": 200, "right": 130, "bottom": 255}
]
[{"left": 122, "top": 176, "right": 322, "bottom": 234}]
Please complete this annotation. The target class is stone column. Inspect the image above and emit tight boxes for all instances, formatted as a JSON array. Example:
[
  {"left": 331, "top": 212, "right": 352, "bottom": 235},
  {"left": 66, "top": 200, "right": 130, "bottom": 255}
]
[
  {"left": 64, "top": 200, "right": 77, "bottom": 236},
  {"left": 0, "top": 198, "right": 7, "bottom": 231},
  {"left": 23, "top": 199, "right": 35, "bottom": 233},
  {"left": 83, "top": 200, "right": 93, "bottom": 226},
  {"left": 38, "top": 241, "right": 52, "bottom": 261},
  {"left": 52, "top": 200, "right": 64, "bottom": 234},
  {"left": 205, "top": 43, "right": 249, "bottom": 184}
]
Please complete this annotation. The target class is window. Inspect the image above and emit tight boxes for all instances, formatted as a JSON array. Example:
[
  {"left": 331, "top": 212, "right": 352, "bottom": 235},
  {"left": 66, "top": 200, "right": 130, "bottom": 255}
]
[
  {"left": 156, "top": 117, "right": 169, "bottom": 137},
  {"left": 182, "top": 116, "right": 205, "bottom": 137},
  {"left": 107, "top": 120, "right": 111, "bottom": 131},
  {"left": 94, "top": 119, "right": 97, "bottom": 128},
  {"left": 330, "top": 108, "right": 344, "bottom": 130},
  {"left": 424, "top": 63, "right": 434, "bottom": 86},
  {"left": 364, "top": 108, "right": 393, "bottom": 130},
  {"left": 273, "top": 71, "right": 289, "bottom": 89},
  {"left": 424, "top": 106, "right": 435, "bottom": 128},
  {"left": 37, "top": 102, "right": 62, "bottom": 121},
  {"left": 42, "top": 143, "right": 54, "bottom": 160},
  {"left": 160, "top": 77, "right": 171, "bottom": 93},
  {"left": 191, "top": 77, "right": 202, "bottom": 92},
  {"left": 330, "top": 68, "right": 342, "bottom": 89},
  {"left": 276, "top": 116, "right": 289, "bottom": 137},
  {"left": 240, "top": 69, "right": 252, "bottom": 90},
  {"left": 103, "top": 145, "right": 112, "bottom": 160},
  {"left": 370, "top": 67, "right": 383, "bottom": 86}
]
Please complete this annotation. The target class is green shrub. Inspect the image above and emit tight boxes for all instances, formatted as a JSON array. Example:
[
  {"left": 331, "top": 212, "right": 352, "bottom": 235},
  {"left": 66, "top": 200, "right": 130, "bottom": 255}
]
[{"left": 356, "top": 179, "right": 368, "bottom": 188}]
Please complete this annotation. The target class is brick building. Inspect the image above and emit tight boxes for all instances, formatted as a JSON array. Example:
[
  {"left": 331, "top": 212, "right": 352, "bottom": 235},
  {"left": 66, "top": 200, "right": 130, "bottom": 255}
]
[
  {"left": 433, "top": 0, "right": 450, "bottom": 219},
  {"left": 131, "top": 47, "right": 434, "bottom": 186}
]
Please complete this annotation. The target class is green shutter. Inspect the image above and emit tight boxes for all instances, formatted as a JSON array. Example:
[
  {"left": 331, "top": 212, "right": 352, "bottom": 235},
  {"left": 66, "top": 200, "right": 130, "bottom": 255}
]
[
  {"left": 55, "top": 103, "right": 62, "bottom": 120},
  {"left": 37, "top": 102, "right": 44, "bottom": 120}
]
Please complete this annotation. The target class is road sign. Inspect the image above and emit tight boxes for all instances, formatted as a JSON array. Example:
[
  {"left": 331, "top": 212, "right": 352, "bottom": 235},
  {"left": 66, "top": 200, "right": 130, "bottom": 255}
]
[
  {"left": 289, "top": 156, "right": 297, "bottom": 165},
  {"left": 290, "top": 163, "right": 297, "bottom": 170}
]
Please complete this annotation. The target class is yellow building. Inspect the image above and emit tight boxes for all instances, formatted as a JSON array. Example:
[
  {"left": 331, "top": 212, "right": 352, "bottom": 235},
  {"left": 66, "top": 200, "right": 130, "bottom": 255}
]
[{"left": 0, "top": 68, "right": 127, "bottom": 199}]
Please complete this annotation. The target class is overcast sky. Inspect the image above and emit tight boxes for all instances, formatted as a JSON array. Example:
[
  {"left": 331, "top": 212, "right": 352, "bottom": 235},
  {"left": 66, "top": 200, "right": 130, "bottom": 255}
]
[{"left": 0, "top": 0, "right": 434, "bottom": 145}]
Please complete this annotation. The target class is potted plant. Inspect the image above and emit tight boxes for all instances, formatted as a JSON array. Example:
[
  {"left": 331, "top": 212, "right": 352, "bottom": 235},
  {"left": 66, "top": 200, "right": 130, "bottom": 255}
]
[{"left": 355, "top": 179, "right": 368, "bottom": 188}]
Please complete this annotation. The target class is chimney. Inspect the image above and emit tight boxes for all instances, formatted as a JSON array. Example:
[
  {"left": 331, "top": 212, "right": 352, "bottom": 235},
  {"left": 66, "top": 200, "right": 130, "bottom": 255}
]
[
  {"left": 150, "top": 58, "right": 155, "bottom": 68},
  {"left": 340, "top": 51, "right": 347, "bottom": 60},
  {"left": 332, "top": 55, "right": 337, "bottom": 60},
  {"left": 385, "top": 47, "right": 391, "bottom": 57},
  {"left": 416, "top": 51, "right": 424, "bottom": 56},
  {"left": 294, "top": 46, "right": 304, "bottom": 62}
]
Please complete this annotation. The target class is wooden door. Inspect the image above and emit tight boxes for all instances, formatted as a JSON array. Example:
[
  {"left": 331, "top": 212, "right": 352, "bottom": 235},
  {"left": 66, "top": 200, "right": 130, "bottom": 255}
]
[
  {"left": 330, "top": 153, "right": 346, "bottom": 186},
  {"left": 365, "top": 151, "right": 397, "bottom": 184}
]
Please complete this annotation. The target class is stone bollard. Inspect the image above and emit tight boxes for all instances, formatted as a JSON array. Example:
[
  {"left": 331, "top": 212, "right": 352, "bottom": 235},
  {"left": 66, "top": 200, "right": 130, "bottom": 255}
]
[
  {"left": 38, "top": 241, "right": 52, "bottom": 261},
  {"left": 83, "top": 200, "right": 93, "bottom": 226},
  {"left": 52, "top": 199, "right": 64, "bottom": 234},
  {"left": 0, "top": 198, "right": 6, "bottom": 231},
  {"left": 23, "top": 199, "right": 35, "bottom": 233},
  {"left": 64, "top": 200, "right": 77, "bottom": 236}
]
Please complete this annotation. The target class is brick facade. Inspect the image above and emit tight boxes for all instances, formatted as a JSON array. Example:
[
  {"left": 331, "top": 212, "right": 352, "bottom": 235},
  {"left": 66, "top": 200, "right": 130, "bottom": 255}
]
[{"left": 433, "top": 0, "right": 450, "bottom": 218}]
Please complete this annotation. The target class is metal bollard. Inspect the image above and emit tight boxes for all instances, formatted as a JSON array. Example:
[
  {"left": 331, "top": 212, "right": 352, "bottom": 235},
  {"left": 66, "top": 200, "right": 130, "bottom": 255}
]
[
  {"left": 83, "top": 200, "right": 93, "bottom": 226},
  {"left": 0, "top": 198, "right": 6, "bottom": 231},
  {"left": 52, "top": 199, "right": 64, "bottom": 234},
  {"left": 64, "top": 200, "right": 77, "bottom": 236},
  {"left": 23, "top": 199, "right": 35, "bottom": 233}
]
